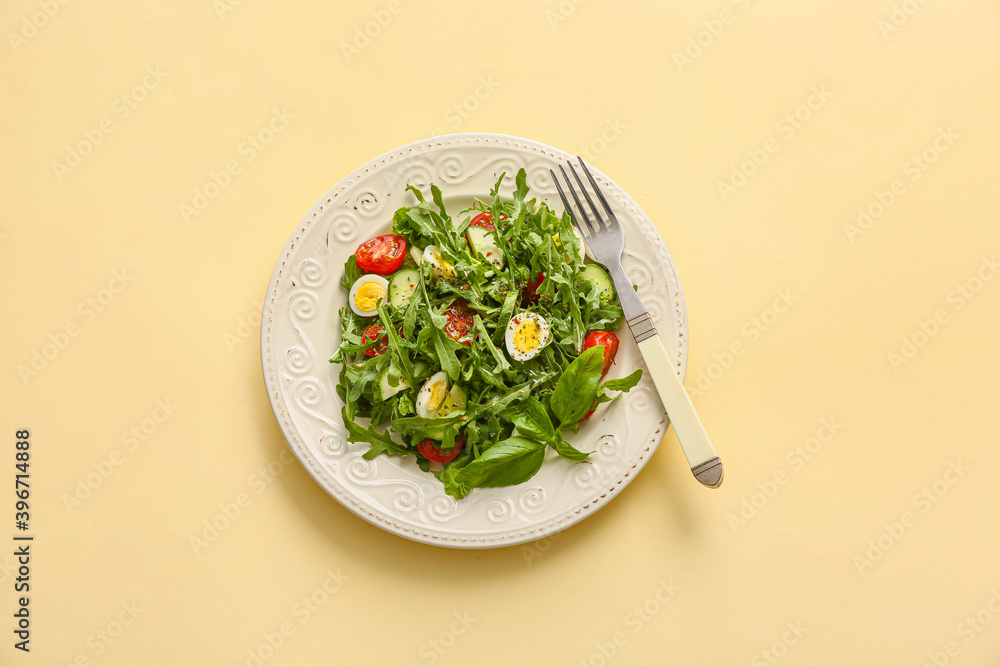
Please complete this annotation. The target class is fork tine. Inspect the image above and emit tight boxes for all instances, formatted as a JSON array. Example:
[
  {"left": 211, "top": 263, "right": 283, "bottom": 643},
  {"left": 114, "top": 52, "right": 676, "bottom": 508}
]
[
  {"left": 550, "top": 169, "right": 575, "bottom": 223},
  {"left": 568, "top": 161, "right": 606, "bottom": 231},
  {"left": 552, "top": 170, "right": 594, "bottom": 242},
  {"left": 558, "top": 165, "right": 597, "bottom": 236},
  {"left": 577, "top": 157, "right": 617, "bottom": 224}
]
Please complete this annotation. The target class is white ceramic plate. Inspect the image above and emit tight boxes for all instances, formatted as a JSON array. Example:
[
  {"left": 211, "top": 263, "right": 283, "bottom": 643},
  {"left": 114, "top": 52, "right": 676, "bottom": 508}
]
[{"left": 261, "top": 133, "right": 688, "bottom": 548}]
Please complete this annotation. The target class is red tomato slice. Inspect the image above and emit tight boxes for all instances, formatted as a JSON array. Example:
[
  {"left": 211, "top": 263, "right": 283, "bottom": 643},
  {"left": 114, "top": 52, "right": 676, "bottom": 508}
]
[
  {"left": 355, "top": 235, "right": 406, "bottom": 274},
  {"left": 583, "top": 331, "right": 619, "bottom": 377},
  {"left": 360, "top": 324, "right": 388, "bottom": 357},
  {"left": 418, "top": 434, "right": 466, "bottom": 463},
  {"left": 522, "top": 272, "right": 545, "bottom": 305},
  {"left": 444, "top": 300, "right": 475, "bottom": 346},
  {"left": 469, "top": 212, "right": 496, "bottom": 231}
]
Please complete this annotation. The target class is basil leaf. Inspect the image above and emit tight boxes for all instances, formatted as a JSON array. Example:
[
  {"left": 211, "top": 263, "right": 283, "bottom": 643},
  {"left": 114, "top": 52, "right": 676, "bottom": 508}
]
[
  {"left": 449, "top": 437, "right": 546, "bottom": 497},
  {"left": 511, "top": 398, "right": 590, "bottom": 462},
  {"left": 549, "top": 434, "right": 590, "bottom": 462},
  {"left": 603, "top": 368, "right": 643, "bottom": 392},
  {"left": 434, "top": 466, "right": 470, "bottom": 499},
  {"left": 509, "top": 414, "right": 549, "bottom": 443},
  {"left": 550, "top": 346, "right": 605, "bottom": 425}
]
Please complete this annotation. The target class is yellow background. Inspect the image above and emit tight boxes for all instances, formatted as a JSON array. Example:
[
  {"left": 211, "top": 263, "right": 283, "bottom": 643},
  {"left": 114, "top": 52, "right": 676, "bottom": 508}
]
[{"left": 3, "top": 0, "right": 1000, "bottom": 664}]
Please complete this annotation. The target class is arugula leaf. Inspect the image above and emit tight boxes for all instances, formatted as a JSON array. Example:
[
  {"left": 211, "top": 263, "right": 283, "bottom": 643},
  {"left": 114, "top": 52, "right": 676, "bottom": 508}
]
[
  {"left": 431, "top": 184, "right": 449, "bottom": 221},
  {"left": 403, "top": 282, "right": 422, "bottom": 339},
  {"left": 550, "top": 346, "right": 605, "bottom": 425},
  {"left": 391, "top": 413, "right": 466, "bottom": 442},
  {"left": 340, "top": 255, "right": 363, "bottom": 290},
  {"left": 343, "top": 355, "right": 384, "bottom": 402},
  {"left": 468, "top": 373, "right": 554, "bottom": 420},
  {"left": 472, "top": 315, "right": 510, "bottom": 373},
  {"left": 495, "top": 290, "right": 518, "bottom": 344},
  {"left": 430, "top": 327, "right": 462, "bottom": 381},
  {"left": 377, "top": 305, "right": 416, "bottom": 389},
  {"left": 405, "top": 185, "right": 426, "bottom": 204},
  {"left": 341, "top": 406, "right": 410, "bottom": 458}
]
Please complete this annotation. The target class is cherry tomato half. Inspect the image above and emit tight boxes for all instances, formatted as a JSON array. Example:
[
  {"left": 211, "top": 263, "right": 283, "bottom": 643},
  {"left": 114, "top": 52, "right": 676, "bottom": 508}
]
[
  {"left": 355, "top": 235, "right": 406, "bottom": 274},
  {"left": 418, "top": 433, "right": 466, "bottom": 463},
  {"left": 444, "top": 300, "right": 475, "bottom": 346},
  {"left": 522, "top": 272, "right": 545, "bottom": 305},
  {"left": 469, "top": 212, "right": 496, "bottom": 231},
  {"left": 360, "top": 323, "right": 389, "bottom": 357},
  {"left": 583, "top": 331, "right": 619, "bottom": 377}
]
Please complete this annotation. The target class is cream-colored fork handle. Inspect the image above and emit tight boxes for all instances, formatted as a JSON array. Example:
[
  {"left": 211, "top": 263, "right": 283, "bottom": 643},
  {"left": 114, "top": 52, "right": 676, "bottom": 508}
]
[{"left": 637, "top": 334, "right": 724, "bottom": 488}]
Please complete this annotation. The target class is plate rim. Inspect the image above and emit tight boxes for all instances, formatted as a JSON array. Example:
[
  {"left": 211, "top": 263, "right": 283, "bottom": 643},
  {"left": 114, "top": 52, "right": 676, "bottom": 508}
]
[{"left": 261, "top": 132, "right": 689, "bottom": 549}]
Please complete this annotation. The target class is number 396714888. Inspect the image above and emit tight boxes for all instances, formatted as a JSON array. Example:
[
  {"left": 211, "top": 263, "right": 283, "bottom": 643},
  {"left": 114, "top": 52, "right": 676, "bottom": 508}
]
[{"left": 15, "top": 430, "right": 29, "bottom": 529}]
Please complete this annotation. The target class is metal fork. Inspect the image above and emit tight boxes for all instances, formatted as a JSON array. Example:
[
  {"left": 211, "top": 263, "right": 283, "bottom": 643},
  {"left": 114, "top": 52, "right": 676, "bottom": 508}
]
[{"left": 551, "top": 158, "right": 724, "bottom": 488}]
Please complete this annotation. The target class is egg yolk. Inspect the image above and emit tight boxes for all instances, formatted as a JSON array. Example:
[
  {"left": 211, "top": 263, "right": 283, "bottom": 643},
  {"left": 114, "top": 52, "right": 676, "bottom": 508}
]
[
  {"left": 514, "top": 321, "right": 543, "bottom": 352},
  {"left": 354, "top": 282, "right": 386, "bottom": 312},
  {"left": 425, "top": 382, "right": 447, "bottom": 413},
  {"left": 434, "top": 252, "right": 455, "bottom": 278}
]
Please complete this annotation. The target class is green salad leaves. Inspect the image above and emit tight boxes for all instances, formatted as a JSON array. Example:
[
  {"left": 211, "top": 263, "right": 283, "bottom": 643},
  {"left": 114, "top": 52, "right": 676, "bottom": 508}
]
[{"left": 331, "top": 169, "right": 641, "bottom": 499}]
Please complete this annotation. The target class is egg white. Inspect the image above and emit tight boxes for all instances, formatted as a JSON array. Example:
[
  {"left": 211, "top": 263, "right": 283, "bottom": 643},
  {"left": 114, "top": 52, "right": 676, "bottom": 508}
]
[
  {"left": 348, "top": 274, "right": 389, "bottom": 317},
  {"left": 422, "top": 245, "right": 457, "bottom": 282},
  {"left": 409, "top": 245, "right": 423, "bottom": 266},
  {"left": 416, "top": 371, "right": 450, "bottom": 418},
  {"left": 504, "top": 311, "right": 551, "bottom": 362}
]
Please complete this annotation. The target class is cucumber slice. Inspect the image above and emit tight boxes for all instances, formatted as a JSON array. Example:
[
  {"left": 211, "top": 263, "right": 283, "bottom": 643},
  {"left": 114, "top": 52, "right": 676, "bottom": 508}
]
[
  {"left": 465, "top": 226, "right": 505, "bottom": 269},
  {"left": 435, "top": 385, "right": 467, "bottom": 418},
  {"left": 578, "top": 264, "right": 616, "bottom": 302},
  {"left": 377, "top": 360, "right": 426, "bottom": 401},
  {"left": 378, "top": 368, "right": 410, "bottom": 401},
  {"left": 388, "top": 269, "right": 420, "bottom": 308}
]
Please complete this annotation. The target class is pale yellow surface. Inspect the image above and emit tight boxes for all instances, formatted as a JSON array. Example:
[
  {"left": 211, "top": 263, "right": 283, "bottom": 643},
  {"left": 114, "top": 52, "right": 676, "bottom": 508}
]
[{"left": 3, "top": 0, "right": 1000, "bottom": 665}]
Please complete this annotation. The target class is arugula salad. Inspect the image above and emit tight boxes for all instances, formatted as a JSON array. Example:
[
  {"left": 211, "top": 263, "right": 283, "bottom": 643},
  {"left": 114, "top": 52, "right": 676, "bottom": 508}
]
[{"left": 330, "top": 169, "right": 642, "bottom": 499}]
